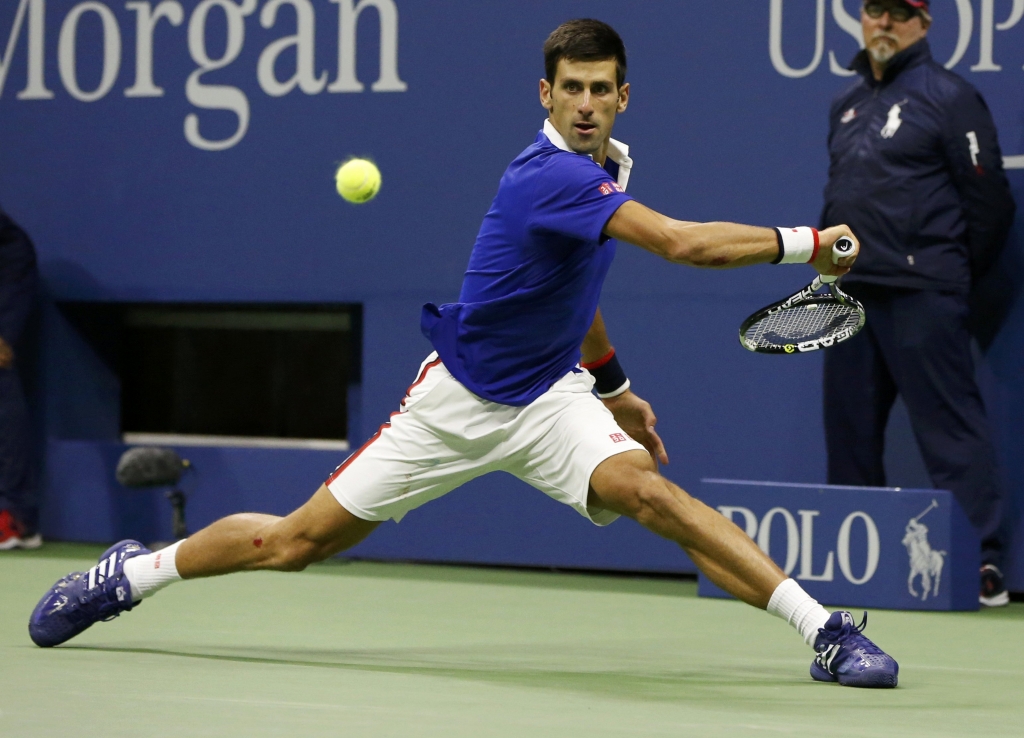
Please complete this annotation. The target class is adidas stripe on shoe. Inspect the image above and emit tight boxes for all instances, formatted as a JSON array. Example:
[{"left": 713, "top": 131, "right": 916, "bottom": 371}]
[
  {"left": 810, "top": 611, "right": 898, "bottom": 688},
  {"left": 28, "top": 540, "right": 149, "bottom": 647}
]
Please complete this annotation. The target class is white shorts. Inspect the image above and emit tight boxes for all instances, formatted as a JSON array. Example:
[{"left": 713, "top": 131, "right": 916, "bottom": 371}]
[{"left": 325, "top": 352, "right": 647, "bottom": 526}]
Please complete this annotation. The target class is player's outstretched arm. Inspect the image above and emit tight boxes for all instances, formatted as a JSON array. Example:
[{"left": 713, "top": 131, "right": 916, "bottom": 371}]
[
  {"left": 604, "top": 200, "right": 858, "bottom": 277},
  {"left": 582, "top": 309, "right": 668, "bottom": 465}
]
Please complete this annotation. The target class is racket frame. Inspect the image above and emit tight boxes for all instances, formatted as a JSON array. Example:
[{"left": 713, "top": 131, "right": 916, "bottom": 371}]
[{"left": 739, "top": 276, "right": 866, "bottom": 354}]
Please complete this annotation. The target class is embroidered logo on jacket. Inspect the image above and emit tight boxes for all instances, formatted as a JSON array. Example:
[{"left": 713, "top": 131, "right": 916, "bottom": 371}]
[
  {"left": 880, "top": 104, "right": 903, "bottom": 139},
  {"left": 966, "top": 131, "right": 984, "bottom": 174}
]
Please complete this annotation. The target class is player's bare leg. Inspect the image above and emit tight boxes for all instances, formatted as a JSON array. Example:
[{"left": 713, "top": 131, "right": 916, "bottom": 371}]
[
  {"left": 588, "top": 450, "right": 784, "bottom": 607},
  {"left": 588, "top": 450, "right": 899, "bottom": 687},
  {"left": 27, "top": 485, "right": 378, "bottom": 647},
  {"left": 175, "top": 485, "right": 379, "bottom": 578}
]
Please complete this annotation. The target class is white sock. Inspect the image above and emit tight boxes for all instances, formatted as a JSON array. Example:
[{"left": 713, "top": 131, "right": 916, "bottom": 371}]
[
  {"left": 122, "top": 540, "right": 184, "bottom": 602},
  {"left": 767, "top": 578, "right": 831, "bottom": 646}
]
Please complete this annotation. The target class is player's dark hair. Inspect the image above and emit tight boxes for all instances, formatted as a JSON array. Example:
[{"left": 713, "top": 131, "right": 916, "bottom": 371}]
[{"left": 544, "top": 19, "right": 627, "bottom": 89}]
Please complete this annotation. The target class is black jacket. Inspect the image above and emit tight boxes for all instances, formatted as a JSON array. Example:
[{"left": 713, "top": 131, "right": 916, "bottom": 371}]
[
  {"left": 0, "top": 208, "right": 38, "bottom": 347},
  {"left": 820, "top": 40, "right": 1015, "bottom": 293}
]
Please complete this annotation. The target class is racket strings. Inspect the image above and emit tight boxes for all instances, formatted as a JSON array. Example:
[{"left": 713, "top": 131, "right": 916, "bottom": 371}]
[{"left": 745, "top": 301, "right": 860, "bottom": 348}]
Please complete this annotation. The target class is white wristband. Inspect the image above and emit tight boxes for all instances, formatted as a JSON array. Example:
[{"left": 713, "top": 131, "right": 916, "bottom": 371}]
[
  {"left": 596, "top": 378, "right": 630, "bottom": 399},
  {"left": 774, "top": 227, "right": 820, "bottom": 264}
]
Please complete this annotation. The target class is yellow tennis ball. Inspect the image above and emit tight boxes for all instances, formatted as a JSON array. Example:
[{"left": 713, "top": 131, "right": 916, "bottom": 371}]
[{"left": 335, "top": 158, "right": 381, "bottom": 203}]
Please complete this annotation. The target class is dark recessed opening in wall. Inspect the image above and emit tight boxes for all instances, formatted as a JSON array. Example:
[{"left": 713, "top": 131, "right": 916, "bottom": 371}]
[{"left": 58, "top": 303, "right": 361, "bottom": 443}]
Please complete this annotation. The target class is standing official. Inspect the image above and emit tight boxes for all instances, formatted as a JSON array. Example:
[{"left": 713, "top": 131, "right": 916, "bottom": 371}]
[
  {"left": 0, "top": 207, "right": 40, "bottom": 550},
  {"left": 821, "top": 0, "right": 1016, "bottom": 606}
]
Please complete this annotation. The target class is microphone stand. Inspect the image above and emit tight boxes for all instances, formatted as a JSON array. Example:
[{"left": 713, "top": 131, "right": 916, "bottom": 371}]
[
  {"left": 115, "top": 447, "right": 192, "bottom": 550},
  {"left": 167, "top": 489, "right": 189, "bottom": 541}
]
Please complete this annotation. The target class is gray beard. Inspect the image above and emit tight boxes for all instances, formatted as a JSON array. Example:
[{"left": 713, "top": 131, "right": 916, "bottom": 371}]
[{"left": 867, "top": 39, "right": 897, "bottom": 65}]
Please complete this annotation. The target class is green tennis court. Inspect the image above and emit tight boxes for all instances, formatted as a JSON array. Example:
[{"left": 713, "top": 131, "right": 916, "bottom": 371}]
[{"left": 2, "top": 544, "right": 1020, "bottom": 737}]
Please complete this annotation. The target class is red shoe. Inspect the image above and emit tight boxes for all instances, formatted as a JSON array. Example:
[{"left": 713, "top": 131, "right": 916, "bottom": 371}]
[{"left": 0, "top": 510, "right": 42, "bottom": 550}]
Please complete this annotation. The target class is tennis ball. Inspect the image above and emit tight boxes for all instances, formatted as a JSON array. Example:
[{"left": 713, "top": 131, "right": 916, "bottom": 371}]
[{"left": 335, "top": 158, "right": 381, "bottom": 203}]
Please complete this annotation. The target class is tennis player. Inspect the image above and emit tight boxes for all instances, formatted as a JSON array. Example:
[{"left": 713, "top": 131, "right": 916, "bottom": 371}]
[{"left": 30, "top": 19, "right": 898, "bottom": 688}]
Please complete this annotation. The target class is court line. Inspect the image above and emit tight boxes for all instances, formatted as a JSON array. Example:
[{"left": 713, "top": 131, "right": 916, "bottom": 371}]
[
  {"left": 80, "top": 643, "right": 1024, "bottom": 677},
  {"left": 901, "top": 663, "right": 1024, "bottom": 676},
  {"left": 755, "top": 658, "right": 1024, "bottom": 677},
  {"left": 73, "top": 644, "right": 1024, "bottom": 696},
  {"left": 720, "top": 657, "right": 1023, "bottom": 677},
  {"left": 735, "top": 726, "right": 795, "bottom": 734},
  {"left": 125, "top": 694, "right": 359, "bottom": 711}
]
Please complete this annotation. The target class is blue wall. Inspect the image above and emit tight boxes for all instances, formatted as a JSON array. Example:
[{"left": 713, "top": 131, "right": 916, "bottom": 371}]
[{"left": 2, "top": 1, "right": 1023, "bottom": 586}]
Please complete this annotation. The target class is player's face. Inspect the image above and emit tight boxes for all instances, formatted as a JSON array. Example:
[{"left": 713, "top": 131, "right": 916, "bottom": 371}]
[
  {"left": 540, "top": 58, "right": 629, "bottom": 161},
  {"left": 861, "top": 1, "right": 930, "bottom": 66}
]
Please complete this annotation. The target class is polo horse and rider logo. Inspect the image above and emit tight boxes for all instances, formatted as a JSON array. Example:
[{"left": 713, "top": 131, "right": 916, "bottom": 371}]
[
  {"left": 902, "top": 499, "right": 947, "bottom": 601},
  {"left": 880, "top": 102, "right": 904, "bottom": 139}
]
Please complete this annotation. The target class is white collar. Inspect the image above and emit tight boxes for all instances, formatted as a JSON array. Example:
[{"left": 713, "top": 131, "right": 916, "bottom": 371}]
[{"left": 542, "top": 119, "right": 633, "bottom": 191}]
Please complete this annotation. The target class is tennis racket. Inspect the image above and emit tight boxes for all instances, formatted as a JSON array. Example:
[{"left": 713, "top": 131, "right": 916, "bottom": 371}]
[{"left": 739, "top": 237, "right": 865, "bottom": 354}]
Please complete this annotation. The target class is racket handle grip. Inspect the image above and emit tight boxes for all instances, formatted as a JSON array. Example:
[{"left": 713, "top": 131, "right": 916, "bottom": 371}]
[
  {"left": 821, "top": 236, "right": 855, "bottom": 284},
  {"left": 832, "top": 236, "right": 855, "bottom": 264}
]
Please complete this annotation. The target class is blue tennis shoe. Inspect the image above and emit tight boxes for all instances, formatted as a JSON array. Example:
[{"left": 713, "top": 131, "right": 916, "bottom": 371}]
[
  {"left": 810, "top": 611, "right": 898, "bottom": 688},
  {"left": 29, "top": 540, "right": 148, "bottom": 647}
]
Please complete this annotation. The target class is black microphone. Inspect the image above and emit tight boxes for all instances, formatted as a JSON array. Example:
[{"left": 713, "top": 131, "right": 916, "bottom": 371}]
[{"left": 115, "top": 447, "right": 190, "bottom": 488}]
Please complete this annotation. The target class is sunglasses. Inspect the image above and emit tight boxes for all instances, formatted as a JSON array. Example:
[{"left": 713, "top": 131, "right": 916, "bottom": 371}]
[{"left": 863, "top": 2, "right": 919, "bottom": 22}]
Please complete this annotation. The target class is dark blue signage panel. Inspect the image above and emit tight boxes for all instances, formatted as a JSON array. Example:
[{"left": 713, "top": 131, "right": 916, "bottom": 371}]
[
  {"left": 2, "top": 1, "right": 1022, "bottom": 590},
  {"left": 1, "top": 0, "right": 1020, "bottom": 303},
  {"left": 697, "top": 479, "right": 979, "bottom": 611}
]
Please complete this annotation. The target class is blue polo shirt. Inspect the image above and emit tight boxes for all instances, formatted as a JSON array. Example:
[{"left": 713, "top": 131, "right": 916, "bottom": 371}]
[{"left": 421, "top": 121, "right": 634, "bottom": 406}]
